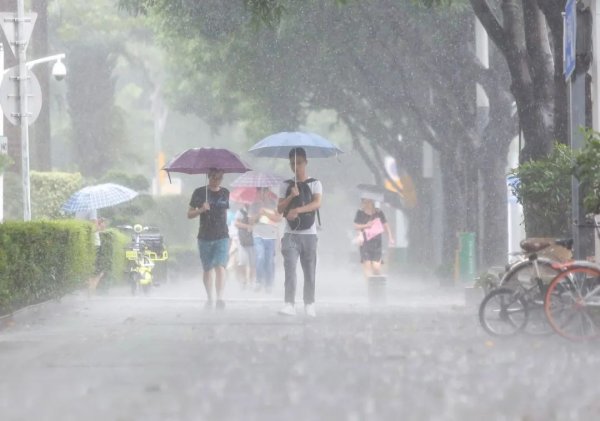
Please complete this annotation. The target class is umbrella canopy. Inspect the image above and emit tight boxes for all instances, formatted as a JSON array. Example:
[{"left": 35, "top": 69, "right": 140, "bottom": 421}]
[
  {"left": 230, "top": 171, "right": 284, "bottom": 188},
  {"left": 230, "top": 187, "right": 277, "bottom": 204},
  {"left": 62, "top": 183, "right": 138, "bottom": 213},
  {"left": 248, "top": 132, "right": 343, "bottom": 158},
  {"left": 356, "top": 184, "right": 406, "bottom": 210},
  {"left": 163, "top": 147, "right": 251, "bottom": 175}
]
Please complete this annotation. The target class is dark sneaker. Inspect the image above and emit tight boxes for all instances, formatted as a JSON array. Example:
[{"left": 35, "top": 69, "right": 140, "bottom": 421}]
[{"left": 216, "top": 300, "right": 226, "bottom": 310}]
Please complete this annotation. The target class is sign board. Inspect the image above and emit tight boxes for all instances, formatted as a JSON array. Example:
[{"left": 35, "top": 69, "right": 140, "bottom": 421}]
[
  {"left": 0, "top": 12, "right": 37, "bottom": 58},
  {"left": 0, "top": 67, "right": 42, "bottom": 126},
  {"left": 564, "top": 0, "right": 576, "bottom": 80}
]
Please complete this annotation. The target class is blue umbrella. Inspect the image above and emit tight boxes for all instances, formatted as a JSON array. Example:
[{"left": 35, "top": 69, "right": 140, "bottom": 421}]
[
  {"left": 62, "top": 183, "right": 138, "bottom": 213},
  {"left": 248, "top": 131, "right": 343, "bottom": 158}
]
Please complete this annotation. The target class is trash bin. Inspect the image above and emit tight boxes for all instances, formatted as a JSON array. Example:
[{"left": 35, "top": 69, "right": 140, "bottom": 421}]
[
  {"left": 368, "top": 275, "right": 387, "bottom": 305},
  {"left": 458, "top": 232, "right": 476, "bottom": 283}
]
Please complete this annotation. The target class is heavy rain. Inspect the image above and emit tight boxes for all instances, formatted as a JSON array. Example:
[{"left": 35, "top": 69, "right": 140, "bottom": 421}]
[{"left": 1, "top": 0, "right": 600, "bottom": 420}]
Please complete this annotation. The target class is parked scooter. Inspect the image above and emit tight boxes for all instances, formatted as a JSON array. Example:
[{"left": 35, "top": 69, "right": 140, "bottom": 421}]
[{"left": 119, "top": 224, "right": 157, "bottom": 295}]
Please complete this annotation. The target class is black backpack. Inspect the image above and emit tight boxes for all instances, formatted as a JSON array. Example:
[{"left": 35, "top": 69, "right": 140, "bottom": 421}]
[
  {"left": 237, "top": 207, "right": 254, "bottom": 246},
  {"left": 284, "top": 178, "right": 320, "bottom": 230}
]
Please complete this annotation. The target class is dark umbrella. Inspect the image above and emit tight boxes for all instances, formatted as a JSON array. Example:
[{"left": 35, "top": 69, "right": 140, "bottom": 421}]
[{"left": 356, "top": 184, "right": 406, "bottom": 210}]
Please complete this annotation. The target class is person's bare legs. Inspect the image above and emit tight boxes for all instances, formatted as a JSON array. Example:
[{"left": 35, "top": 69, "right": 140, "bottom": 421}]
[
  {"left": 371, "top": 260, "right": 382, "bottom": 276},
  {"left": 203, "top": 269, "right": 214, "bottom": 302},
  {"left": 362, "top": 261, "right": 373, "bottom": 279},
  {"left": 362, "top": 260, "right": 382, "bottom": 280},
  {"left": 215, "top": 266, "right": 226, "bottom": 300}
]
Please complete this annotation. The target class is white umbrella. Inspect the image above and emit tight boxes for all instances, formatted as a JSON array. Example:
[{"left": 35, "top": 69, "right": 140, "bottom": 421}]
[{"left": 62, "top": 183, "right": 138, "bottom": 213}]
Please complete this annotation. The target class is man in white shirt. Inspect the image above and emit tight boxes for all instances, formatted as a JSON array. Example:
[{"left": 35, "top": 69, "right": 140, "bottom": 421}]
[{"left": 277, "top": 147, "right": 322, "bottom": 317}]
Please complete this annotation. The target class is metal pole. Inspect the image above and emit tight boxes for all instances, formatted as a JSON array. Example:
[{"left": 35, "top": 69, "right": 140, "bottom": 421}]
[
  {"left": 475, "top": 17, "right": 489, "bottom": 268},
  {"left": 17, "top": 0, "right": 31, "bottom": 221}
]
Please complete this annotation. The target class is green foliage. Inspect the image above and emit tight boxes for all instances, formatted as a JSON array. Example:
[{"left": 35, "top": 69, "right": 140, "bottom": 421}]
[
  {"left": 3, "top": 172, "right": 23, "bottom": 221},
  {"left": 509, "top": 143, "right": 573, "bottom": 237},
  {"left": 141, "top": 194, "right": 198, "bottom": 248},
  {"left": 98, "top": 171, "right": 151, "bottom": 191},
  {"left": 0, "top": 154, "right": 13, "bottom": 173},
  {"left": 66, "top": 40, "right": 127, "bottom": 178},
  {"left": 575, "top": 129, "right": 600, "bottom": 214},
  {"left": 97, "top": 228, "right": 130, "bottom": 289},
  {"left": 30, "top": 171, "right": 83, "bottom": 220},
  {"left": 0, "top": 220, "right": 95, "bottom": 315}
]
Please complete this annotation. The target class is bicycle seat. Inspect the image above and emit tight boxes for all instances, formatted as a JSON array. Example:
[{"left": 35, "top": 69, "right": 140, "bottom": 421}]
[{"left": 520, "top": 239, "right": 551, "bottom": 253}]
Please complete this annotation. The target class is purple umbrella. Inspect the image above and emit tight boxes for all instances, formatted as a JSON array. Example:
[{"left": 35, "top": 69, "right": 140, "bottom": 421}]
[
  {"left": 163, "top": 147, "right": 252, "bottom": 200},
  {"left": 163, "top": 147, "right": 251, "bottom": 176}
]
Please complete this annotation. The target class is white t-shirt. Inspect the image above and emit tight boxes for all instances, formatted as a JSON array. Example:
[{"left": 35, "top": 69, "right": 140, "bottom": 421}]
[
  {"left": 278, "top": 179, "right": 322, "bottom": 235},
  {"left": 249, "top": 199, "right": 280, "bottom": 240}
]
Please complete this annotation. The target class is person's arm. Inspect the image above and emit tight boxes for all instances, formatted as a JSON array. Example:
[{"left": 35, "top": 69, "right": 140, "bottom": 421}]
[
  {"left": 187, "top": 198, "right": 209, "bottom": 219},
  {"left": 384, "top": 222, "right": 395, "bottom": 245},
  {"left": 286, "top": 193, "right": 321, "bottom": 220},
  {"left": 353, "top": 210, "right": 374, "bottom": 230},
  {"left": 277, "top": 183, "right": 298, "bottom": 214},
  {"left": 235, "top": 216, "right": 253, "bottom": 231},
  {"left": 354, "top": 222, "right": 373, "bottom": 230},
  {"left": 261, "top": 208, "right": 283, "bottom": 223}
]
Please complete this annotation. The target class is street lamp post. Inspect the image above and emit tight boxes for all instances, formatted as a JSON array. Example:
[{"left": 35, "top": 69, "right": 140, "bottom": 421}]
[
  {"left": 17, "top": 0, "right": 32, "bottom": 221},
  {"left": 0, "top": 0, "right": 66, "bottom": 222}
]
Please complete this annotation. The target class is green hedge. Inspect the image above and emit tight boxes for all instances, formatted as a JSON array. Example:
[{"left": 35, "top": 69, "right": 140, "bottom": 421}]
[
  {"left": 97, "top": 228, "right": 130, "bottom": 289},
  {"left": 0, "top": 220, "right": 95, "bottom": 315}
]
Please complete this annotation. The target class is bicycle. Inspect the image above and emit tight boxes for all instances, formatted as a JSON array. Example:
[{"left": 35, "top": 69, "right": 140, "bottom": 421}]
[
  {"left": 479, "top": 238, "right": 572, "bottom": 336},
  {"left": 544, "top": 261, "right": 600, "bottom": 341}
]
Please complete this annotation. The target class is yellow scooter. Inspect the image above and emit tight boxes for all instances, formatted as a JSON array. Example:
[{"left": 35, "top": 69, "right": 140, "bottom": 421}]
[{"left": 122, "top": 224, "right": 156, "bottom": 295}]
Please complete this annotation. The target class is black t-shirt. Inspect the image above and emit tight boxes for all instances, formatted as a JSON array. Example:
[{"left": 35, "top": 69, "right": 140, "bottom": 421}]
[
  {"left": 190, "top": 186, "right": 230, "bottom": 240},
  {"left": 354, "top": 209, "right": 387, "bottom": 247}
]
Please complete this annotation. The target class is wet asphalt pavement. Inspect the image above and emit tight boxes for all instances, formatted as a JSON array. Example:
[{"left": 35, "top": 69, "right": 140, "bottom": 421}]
[{"left": 1, "top": 266, "right": 600, "bottom": 421}]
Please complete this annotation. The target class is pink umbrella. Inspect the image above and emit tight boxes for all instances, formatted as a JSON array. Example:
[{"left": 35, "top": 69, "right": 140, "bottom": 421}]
[
  {"left": 230, "top": 171, "right": 284, "bottom": 188},
  {"left": 230, "top": 187, "right": 277, "bottom": 204}
]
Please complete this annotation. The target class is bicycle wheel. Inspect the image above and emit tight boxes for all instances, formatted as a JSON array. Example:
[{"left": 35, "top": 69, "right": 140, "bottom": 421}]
[
  {"left": 500, "top": 258, "right": 559, "bottom": 335},
  {"left": 544, "top": 266, "right": 600, "bottom": 341},
  {"left": 479, "top": 287, "right": 529, "bottom": 336},
  {"left": 500, "top": 258, "right": 559, "bottom": 289}
]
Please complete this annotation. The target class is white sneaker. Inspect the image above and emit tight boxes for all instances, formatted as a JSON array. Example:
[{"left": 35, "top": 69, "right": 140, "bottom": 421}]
[
  {"left": 305, "top": 304, "right": 316, "bottom": 317},
  {"left": 278, "top": 303, "right": 296, "bottom": 316}
]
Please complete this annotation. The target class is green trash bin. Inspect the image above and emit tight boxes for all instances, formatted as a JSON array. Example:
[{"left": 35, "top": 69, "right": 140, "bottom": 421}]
[{"left": 458, "top": 232, "right": 476, "bottom": 283}]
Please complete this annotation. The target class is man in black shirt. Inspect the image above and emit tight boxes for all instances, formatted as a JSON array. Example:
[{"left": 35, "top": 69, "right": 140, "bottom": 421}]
[{"left": 188, "top": 168, "right": 230, "bottom": 310}]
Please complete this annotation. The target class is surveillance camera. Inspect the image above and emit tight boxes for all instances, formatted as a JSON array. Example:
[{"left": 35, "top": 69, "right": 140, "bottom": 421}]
[{"left": 52, "top": 60, "right": 66, "bottom": 81}]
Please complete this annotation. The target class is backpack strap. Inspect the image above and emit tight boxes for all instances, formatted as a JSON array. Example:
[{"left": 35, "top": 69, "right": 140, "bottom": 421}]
[
  {"left": 303, "top": 178, "right": 321, "bottom": 227},
  {"left": 284, "top": 178, "right": 322, "bottom": 227}
]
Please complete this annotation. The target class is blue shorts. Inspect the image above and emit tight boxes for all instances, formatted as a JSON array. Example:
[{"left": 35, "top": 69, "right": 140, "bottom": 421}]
[{"left": 198, "top": 238, "right": 229, "bottom": 271}]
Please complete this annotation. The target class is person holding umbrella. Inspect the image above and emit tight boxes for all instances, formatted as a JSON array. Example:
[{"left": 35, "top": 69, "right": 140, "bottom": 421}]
[
  {"left": 277, "top": 147, "right": 322, "bottom": 317},
  {"left": 251, "top": 187, "right": 282, "bottom": 293},
  {"left": 188, "top": 168, "right": 231, "bottom": 310}
]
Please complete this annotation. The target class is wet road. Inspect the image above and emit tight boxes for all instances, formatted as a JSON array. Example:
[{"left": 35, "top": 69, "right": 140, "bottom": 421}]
[{"left": 1, "top": 268, "right": 599, "bottom": 421}]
